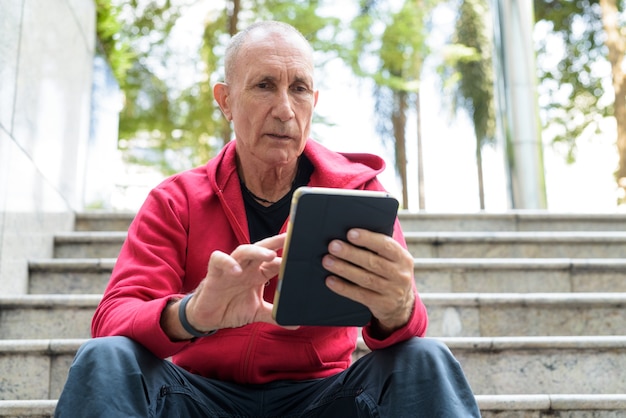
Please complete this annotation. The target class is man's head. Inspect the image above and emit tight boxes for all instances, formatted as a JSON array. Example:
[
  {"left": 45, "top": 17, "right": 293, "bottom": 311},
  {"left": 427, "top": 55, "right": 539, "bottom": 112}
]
[
  {"left": 223, "top": 21, "right": 315, "bottom": 85},
  {"left": 214, "top": 21, "right": 319, "bottom": 169}
]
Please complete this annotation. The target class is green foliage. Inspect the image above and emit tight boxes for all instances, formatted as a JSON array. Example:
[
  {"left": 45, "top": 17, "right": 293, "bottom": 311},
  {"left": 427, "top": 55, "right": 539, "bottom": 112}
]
[
  {"left": 346, "top": 0, "right": 430, "bottom": 91},
  {"left": 95, "top": 0, "right": 193, "bottom": 175},
  {"left": 443, "top": 0, "right": 496, "bottom": 149},
  {"left": 345, "top": 1, "right": 433, "bottom": 144},
  {"left": 96, "top": 0, "right": 345, "bottom": 175},
  {"left": 436, "top": 0, "right": 495, "bottom": 209},
  {"left": 342, "top": 0, "right": 436, "bottom": 208},
  {"left": 250, "top": 0, "right": 343, "bottom": 54},
  {"left": 533, "top": 0, "right": 620, "bottom": 162},
  {"left": 95, "top": 0, "right": 134, "bottom": 86},
  {"left": 379, "top": 1, "right": 427, "bottom": 87}
]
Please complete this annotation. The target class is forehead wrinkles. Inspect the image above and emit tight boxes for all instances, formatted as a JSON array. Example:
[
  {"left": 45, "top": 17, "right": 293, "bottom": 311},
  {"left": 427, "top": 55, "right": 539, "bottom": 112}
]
[
  {"left": 231, "top": 32, "right": 314, "bottom": 85},
  {"left": 247, "top": 55, "right": 312, "bottom": 84}
]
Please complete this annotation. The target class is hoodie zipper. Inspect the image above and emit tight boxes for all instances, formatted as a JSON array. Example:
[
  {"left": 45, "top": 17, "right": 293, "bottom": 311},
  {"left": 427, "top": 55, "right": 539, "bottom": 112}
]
[
  {"left": 240, "top": 323, "right": 261, "bottom": 382},
  {"left": 216, "top": 188, "right": 250, "bottom": 244}
]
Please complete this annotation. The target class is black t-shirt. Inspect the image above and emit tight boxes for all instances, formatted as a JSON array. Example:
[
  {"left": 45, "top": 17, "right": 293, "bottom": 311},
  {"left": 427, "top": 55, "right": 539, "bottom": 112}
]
[{"left": 241, "top": 156, "right": 313, "bottom": 243}]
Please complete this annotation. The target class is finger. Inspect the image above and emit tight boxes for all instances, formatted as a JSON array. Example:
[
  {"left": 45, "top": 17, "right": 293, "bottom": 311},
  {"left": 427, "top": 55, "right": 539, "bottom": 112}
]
[
  {"left": 260, "top": 257, "right": 282, "bottom": 279},
  {"left": 231, "top": 244, "right": 278, "bottom": 266},
  {"left": 229, "top": 244, "right": 281, "bottom": 286},
  {"left": 322, "top": 254, "right": 387, "bottom": 293},
  {"left": 207, "top": 250, "right": 243, "bottom": 276},
  {"left": 254, "top": 233, "right": 286, "bottom": 251},
  {"left": 345, "top": 228, "right": 404, "bottom": 262},
  {"left": 326, "top": 276, "right": 372, "bottom": 304},
  {"left": 327, "top": 239, "right": 394, "bottom": 281},
  {"left": 326, "top": 271, "right": 414, "bottom": 331}
]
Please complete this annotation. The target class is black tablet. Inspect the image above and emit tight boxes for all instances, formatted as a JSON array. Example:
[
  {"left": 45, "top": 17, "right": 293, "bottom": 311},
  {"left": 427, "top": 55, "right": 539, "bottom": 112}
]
[{"left": 272, "top": 187, "right": 399, "bottom": 326}]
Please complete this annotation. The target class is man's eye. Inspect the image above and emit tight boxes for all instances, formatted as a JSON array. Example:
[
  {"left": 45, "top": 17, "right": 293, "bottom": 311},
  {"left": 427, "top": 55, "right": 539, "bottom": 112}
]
[{"left": 257, "top": 82, "right": 270, "bottom": 89}]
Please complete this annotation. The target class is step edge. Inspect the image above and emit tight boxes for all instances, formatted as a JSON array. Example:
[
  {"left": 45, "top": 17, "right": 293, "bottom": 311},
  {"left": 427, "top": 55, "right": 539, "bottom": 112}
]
[
  {"left": 0, "top": 339, "right": 87, "bottom": 353},
  {"left": 28, "top": 258, "right": 117, "bottom": 270},
  {"left": 2, "top": 394, "right": 626, "bottom": 415},
  {"left": 404, "top": 231, "right": 626, "bottom": 241},
  {"left": 0, "top": 400, "right": 57, "bottom": 416},
  {"left": 475, "top": 394, "right": 626, "bottom": 409},
  {"left": 0, "top": 295, "right": 101, "bottom": 307},
  {"left": 413, "top": 258, "right": 626, "bottom": 269},
  {"left": 355, "top": 336, "right": 626, "bottom": 350},
  {"left": 421, "top": 292, "right": 626, "bottom": 306}
]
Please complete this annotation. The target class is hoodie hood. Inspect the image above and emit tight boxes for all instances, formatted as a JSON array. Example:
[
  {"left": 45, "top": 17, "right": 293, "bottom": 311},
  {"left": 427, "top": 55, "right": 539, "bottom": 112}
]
[{"left": 206, "top": 139, "right": 387, "bottom": 195}]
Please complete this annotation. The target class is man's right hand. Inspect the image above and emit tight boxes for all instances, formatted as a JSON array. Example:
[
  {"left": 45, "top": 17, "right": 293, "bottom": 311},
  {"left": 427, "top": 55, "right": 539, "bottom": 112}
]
[{"left": 161, "top": 234, "right": 287, "bottom": 340}]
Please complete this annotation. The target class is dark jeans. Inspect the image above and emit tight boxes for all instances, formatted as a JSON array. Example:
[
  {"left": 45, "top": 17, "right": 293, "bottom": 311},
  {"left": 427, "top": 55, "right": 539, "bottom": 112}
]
[{"left": 55, "top": 336, "right": 481, "bottom": 417}]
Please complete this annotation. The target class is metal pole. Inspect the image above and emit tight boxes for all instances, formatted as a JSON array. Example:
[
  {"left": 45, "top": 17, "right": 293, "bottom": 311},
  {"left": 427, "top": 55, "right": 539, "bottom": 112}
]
[{"left": 491, "top": 0, "right": 547, "bottom": 209}]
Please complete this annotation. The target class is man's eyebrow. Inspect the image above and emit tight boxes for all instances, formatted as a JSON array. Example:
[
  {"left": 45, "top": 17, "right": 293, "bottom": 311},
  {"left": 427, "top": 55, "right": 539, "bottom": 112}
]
[
  {"left": 251, "top": 75, "right": 312, "bottom": 85},
  {"left": 251, "top": 75, "right": 275, "bottom": 84},
  {"left": 293, "top": 75, "right": 312, "bottom": 85}
]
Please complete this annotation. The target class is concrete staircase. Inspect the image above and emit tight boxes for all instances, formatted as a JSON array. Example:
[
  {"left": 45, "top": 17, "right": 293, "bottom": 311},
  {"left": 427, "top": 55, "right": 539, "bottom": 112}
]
[{"left": 1, "top": 211, "right": 626, "bottom": 417}]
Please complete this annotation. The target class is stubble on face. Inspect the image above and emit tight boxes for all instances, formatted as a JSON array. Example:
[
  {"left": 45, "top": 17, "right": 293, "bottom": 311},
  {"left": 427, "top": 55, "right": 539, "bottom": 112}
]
[{"left": 228, "top": 29, "right": 318, "bottom": 170}]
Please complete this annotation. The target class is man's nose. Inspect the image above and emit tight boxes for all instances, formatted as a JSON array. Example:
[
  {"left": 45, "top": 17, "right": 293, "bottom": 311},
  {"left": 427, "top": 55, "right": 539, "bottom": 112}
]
[{"left": 272, "top": 90, "right": 296, "bottom": 122}]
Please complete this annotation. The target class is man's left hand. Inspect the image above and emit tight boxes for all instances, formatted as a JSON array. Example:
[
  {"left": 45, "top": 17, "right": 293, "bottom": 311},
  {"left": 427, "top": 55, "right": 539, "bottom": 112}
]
[{"left": 322, "top": 228, "right": 415, "bottom": 337}]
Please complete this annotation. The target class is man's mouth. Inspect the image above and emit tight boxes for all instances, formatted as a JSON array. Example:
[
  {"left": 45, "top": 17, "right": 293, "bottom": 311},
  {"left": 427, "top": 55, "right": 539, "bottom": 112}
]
[{"left": 267, "top": 133, "right": 293, "bottom": 140}]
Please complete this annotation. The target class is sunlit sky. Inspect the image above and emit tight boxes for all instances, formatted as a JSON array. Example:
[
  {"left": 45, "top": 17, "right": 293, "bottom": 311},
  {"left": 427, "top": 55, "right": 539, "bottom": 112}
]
[{"left": 111, "top": 1, "right": 622, "bottom": 213}]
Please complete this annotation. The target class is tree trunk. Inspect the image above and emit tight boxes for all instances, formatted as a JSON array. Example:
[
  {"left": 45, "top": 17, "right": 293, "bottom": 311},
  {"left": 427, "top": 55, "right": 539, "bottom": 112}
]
[
  {"left": 393, "top": 91, "right": 409, "bottom": 209},
  {"left": 599, "top": 0, "right": 626, "bottom": 203},
  {"left": 416, "top": 90, "right": 425, "bottom": 210},
  {"left": 220, "top": 0, "right": 240, "bottom": 147},
  {"left": 229, "top": 0, "right": 240, "bottom": 36},
  {"left": 476, "top": 141, "right": 485, "bottom": 210}
]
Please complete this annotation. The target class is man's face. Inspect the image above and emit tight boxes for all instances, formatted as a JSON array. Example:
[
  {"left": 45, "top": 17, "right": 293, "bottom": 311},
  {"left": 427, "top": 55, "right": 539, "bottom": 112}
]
[{"left": 216, "top": 30, "right": 319, "bottom": 167}]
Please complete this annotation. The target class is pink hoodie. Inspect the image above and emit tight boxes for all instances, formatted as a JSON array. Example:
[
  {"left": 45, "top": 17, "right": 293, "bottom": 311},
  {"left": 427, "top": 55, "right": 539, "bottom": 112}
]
[{"left": 92, "top": 139, "right": 428, "bottom": 384}]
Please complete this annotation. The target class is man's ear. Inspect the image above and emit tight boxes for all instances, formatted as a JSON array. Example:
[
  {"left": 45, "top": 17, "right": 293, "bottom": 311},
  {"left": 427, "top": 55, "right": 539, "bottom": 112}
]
[{"left": 213, "top": 82, "right": 232, "bottom": 121}]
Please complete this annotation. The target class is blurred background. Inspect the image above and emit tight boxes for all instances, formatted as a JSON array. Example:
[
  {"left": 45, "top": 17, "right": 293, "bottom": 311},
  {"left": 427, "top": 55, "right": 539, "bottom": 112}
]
[
  {"left": 0, "top": 0, "right": 626, "bottom": 217},
  {"left": 91, "top": 0, "right": 625, "bottom": 214},
  {"left": 1, "top": 0, "right": 624, "bottom": 218}
]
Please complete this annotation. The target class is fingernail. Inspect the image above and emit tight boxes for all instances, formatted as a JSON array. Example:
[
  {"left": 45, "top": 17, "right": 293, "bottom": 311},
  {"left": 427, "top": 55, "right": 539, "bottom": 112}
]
[
  {"left": 329, "top": 241, "right": 342, "bottom": 253},
  {"left": 348, "top": 229, "right": 359, "bottom": 240}
]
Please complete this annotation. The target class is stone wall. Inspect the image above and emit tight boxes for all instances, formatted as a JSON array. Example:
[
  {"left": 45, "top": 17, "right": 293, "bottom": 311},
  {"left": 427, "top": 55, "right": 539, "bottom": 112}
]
[{"left": 0, "top": 0, "right": 95, "bottom": 293}]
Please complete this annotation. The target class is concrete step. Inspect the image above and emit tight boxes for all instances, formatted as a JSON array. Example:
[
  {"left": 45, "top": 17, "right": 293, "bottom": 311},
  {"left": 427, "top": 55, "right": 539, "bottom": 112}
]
[
  {"left": 53, "top": 232, "right": 126, "bottom": 259},
  {"left": 3, "top": 293, "right": 625, "bottom": 339},
  {"left": 20, "top": 211, "right": 623, "bottom": 417},
  {"left": 2, "top": 396, "right": 626, "bottom": 418},
  {"left": 3, "top": 337, "right": 626, "bottom": 401},
  {"left": 74, "top": 211, "right": 134, "bottom": 232},
  {"left": 28, "top": 259, "right": 114, "bottom": 294},
  {"left": 423, "top": 293, "right": 626, "bottom": 337},
  {"left": 415, "top": 258, "right": 626, "bottom": 293},
  {"left": 448, "top": 336, "right": 626, "bottom": 396},
  {"left": 74, "top": 211, "right": 626, "bottom": 233},
  {"left": 53, "top": 230, "right": 626, "bottom": 260},
  {"left": 477, "top": 394, "right": 626, "bottom": 417},
  {"left": 405, "top": 231, "right": 626, "bottom": 258},
  {"left": 398, "top": 211, "right": 626, "bottom": 232},
  {"left": 0, "top": 400, "right": 56, "bottom": 418},
  {"left": 0, "top": 340, "right": 81, "bottom": 401},
  {"left": 355, "top": 336, "right": 626, "bottom": 395},
  {"left": 0, "top": 295, "right": 98, "bottom": 339},
  {"left": 27, "top": 257, "right": 626, "bottom": 295}
]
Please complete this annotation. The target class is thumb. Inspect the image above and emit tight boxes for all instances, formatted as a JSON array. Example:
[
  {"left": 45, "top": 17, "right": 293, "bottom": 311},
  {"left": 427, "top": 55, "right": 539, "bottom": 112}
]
[{"left": 208, "top": 250, "right": 242, "bottom": 276}]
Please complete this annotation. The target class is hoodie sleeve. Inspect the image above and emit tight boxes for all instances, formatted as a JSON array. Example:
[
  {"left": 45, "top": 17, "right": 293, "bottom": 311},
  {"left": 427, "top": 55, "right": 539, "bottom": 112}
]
[
  {"left": 91, "top": 178, "right": 194, "bottom": 358},
  {"left": 361, "top": 218, "right": 429, "bottom": 350}
]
